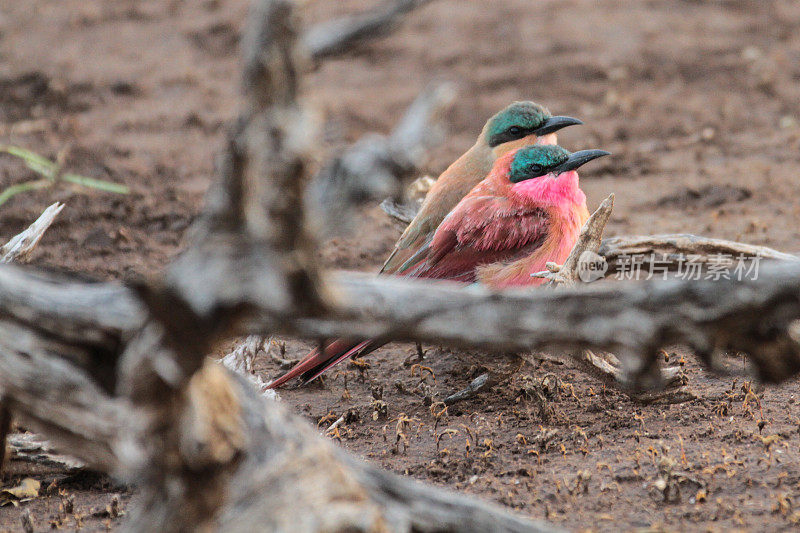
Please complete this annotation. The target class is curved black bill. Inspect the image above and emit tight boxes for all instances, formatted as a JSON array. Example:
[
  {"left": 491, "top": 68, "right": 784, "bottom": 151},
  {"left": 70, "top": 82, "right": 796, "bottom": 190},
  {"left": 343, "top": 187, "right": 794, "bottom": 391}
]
[
  {"left": 552, "top": 149, "right": 610, "bottom": 175},
  {"left": 533, "top": 115, "right": 584, "bottom": 136}
]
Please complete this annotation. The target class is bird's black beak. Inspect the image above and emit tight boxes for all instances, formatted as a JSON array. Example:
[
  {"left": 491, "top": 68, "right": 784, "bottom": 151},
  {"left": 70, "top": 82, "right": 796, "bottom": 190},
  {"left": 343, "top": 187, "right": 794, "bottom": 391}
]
[
  {"left": 551, "top": 149, "right": 610, "bottom": 175},
  {"left": 532, "top": 115, "right": 583, "bottom": 136}
]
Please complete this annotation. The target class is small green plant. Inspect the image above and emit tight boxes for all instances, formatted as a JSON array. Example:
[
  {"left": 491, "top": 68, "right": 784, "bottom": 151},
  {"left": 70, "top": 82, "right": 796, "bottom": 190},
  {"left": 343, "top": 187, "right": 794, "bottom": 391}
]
[{"left": 0, "top": 145, "right": 129, "bottom": 208}]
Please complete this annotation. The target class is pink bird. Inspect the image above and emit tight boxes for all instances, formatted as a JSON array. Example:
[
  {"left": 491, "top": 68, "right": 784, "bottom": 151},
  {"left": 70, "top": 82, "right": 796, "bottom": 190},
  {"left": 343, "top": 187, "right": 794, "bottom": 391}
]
[{"left": 268, "top": 144, "right": 608, "bottom": 388}]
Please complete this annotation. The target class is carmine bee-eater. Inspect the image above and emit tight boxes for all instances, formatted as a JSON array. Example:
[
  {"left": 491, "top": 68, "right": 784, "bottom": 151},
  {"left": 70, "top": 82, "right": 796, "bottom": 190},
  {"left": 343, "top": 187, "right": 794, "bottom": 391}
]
[
  {"left": 381, "top": 101, "right": 582, "bottom": 274},
  {"left": 268, "top": 144, "right": 609, "bottom": 388}
]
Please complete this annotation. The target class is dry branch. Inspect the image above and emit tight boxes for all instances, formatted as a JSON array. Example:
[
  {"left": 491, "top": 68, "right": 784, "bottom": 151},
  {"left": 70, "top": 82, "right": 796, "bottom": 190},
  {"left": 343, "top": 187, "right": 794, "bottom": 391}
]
[
  {"left": 241, "top": 262, "right": 800, "bottom": 388},
  {"left": 1, "top": 202, "right": 63, "bottom": 263},
  {"left": 302, "top": 0, "right": 434, "bottom": 61},
  {"left": 4, "top": 255, "right": 800, "bottom": 527},
  {"left": 600, "top": 233, "right": 797, "bottom": 273}
]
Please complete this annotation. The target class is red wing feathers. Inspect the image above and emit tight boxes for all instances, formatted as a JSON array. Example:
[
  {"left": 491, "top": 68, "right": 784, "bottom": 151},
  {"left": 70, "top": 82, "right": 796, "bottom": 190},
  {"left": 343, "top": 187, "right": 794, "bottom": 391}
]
[{"left": 405, "top": 195, "right": 550, "bottom": 282}]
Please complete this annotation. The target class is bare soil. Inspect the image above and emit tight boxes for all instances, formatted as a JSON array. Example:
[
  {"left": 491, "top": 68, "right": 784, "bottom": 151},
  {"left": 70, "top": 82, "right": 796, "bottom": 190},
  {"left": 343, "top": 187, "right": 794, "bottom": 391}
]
[{"left": 2, "top": 0, "right": 800, "bottom": 531}]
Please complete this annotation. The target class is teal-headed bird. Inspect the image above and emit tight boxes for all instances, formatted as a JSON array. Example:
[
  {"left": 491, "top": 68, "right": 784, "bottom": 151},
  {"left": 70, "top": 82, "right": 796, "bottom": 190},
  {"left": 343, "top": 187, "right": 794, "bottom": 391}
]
[{"left": 381, "top": 101, "right": 582, "bottom": 274}]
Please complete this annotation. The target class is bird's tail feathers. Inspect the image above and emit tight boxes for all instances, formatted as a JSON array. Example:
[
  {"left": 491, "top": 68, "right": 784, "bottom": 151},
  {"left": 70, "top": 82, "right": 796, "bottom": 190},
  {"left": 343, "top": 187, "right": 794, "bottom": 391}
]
[{"left": 266, "top": 338, "right": 375, "bottom": 388}]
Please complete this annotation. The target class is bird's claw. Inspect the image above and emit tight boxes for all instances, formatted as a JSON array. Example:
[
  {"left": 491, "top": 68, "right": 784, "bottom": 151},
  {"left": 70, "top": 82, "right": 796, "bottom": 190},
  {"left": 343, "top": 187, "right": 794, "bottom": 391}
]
[{"left": 530, "top": 261, "right": 569, "bottom": 285}]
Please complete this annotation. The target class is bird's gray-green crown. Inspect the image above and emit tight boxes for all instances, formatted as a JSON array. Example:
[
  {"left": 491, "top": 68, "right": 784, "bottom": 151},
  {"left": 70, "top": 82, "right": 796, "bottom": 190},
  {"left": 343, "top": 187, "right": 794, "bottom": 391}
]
[
  {"left": 509, "top": 145, "right": 610, "bottom": 183},
  {"left": 485, "top": 101, "right": 583, "bottom": 148}
]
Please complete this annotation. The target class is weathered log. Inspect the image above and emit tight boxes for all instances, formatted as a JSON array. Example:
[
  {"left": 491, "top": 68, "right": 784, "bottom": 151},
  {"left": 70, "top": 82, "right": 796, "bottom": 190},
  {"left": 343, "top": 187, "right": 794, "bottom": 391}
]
[
  {"left": 3, "top": 254, "right": 800, "bottom": 526},
  {"left": 5, "top": 251, "right": 799, "bottom": 393}
]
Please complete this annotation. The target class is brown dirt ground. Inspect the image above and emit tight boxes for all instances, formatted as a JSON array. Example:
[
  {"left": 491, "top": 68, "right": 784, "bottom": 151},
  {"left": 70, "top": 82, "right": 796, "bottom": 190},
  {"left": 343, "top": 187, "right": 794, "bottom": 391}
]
[{"left": 2, "top": 0, "right": 800, "bottom": 531}]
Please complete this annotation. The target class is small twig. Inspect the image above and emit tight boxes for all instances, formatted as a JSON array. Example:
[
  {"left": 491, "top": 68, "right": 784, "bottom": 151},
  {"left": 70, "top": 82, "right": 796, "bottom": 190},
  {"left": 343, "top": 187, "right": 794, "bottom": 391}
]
[
  {"left": 1, "top": 202, "right": 64, "bottom": 263},
  {"left": 444, "top": 373, "right": 490, "bottom": 405},
  {"left": 380, "top": 174, "right": 436, "bottom": 226},
  {"left": 268, "top": 341, "right": 297, "bottom": 369},
  {"left": 531, "top": 194, "right": 614, "bottom": 286},
  {"left": 326, "top": 415, "right": 345, "bottom": 433}
]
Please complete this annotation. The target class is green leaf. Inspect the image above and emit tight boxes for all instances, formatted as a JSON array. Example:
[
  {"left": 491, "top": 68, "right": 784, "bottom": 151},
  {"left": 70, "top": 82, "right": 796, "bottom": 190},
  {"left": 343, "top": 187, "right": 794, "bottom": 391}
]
[
  {"left": 0, "top": 145, "right": 58, "bottom": 179},
  {"left": 61, "top": 173, "right": 129, "bottom": 194},
  {"left": 0, "top": 179, "right": 52, "bottom": 208}
]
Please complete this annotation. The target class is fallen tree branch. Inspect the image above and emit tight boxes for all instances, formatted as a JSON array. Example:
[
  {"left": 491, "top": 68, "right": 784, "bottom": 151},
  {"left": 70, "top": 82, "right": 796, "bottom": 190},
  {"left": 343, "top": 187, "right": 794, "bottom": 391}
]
[
  {"left": 4, "top": 255, "right": 800, "bottom": 527},
  {"left": 600, "top": 233, "right": 797, "bottom": 273},
  {"left": 302, "top": 0, "right": 435, "bottom": 61},
  {"left": 249, "top": 262, "right": 800, "bottom": 388},
  {"left": 6, "top": 253, "right": 799, "bottom": 391}
]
